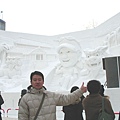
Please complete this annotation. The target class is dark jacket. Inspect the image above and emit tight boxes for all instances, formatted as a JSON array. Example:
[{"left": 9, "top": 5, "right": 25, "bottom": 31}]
[
  {"left": 82, "top": 94, "right": 115, "bottom": 120},
  {"left": 63, "top": 95, "right": 85, "bottom": 120},
  {"left": 0, "top": 94, "right": 4, "bottom": 119},
  {"left": 0, "top": 95, "right": 4, "bottom": 109}
]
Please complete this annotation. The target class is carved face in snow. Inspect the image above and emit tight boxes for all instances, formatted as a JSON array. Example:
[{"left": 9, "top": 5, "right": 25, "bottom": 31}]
[
  {"left": 58, "top": 47, "right": 80, "bottom": 68},
  {"left": 84, "top": 46, "right": 108, "bottom": 69},
  {"left": 84, "top": 51, "right": 101, "bottom": 68}
]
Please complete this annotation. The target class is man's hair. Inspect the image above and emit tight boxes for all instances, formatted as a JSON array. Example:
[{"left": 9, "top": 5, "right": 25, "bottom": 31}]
[
  {"left": 30, "top": 71, "right": 44, "bottom": 82},
  {"left": 70, "top": 86, "right": 79, "bottom": 93},
  {"left": 87, "top": 80, "right": 101, "bottom": 94}
]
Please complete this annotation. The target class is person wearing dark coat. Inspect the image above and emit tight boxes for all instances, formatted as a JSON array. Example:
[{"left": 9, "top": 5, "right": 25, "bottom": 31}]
[
  {"left": 18, "top": 89, "right": 27, "bottom": 106},
  {"left": 63, "top": 86, "right": 85, "bottom": 120},
  {"left": 82, "top": 80, "right": 115, "bottom": 120},
  {"left": 0, "top": 92, "right": 4, "bottom": 120}
]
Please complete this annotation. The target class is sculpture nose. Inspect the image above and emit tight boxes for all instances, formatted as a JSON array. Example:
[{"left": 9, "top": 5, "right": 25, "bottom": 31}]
[{"left": 61, "top": 54, "right": 68, "bottom": 58}]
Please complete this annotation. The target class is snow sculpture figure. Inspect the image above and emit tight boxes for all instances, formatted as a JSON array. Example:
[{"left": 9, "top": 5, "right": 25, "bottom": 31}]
[
  {"left": 104, "top": 27, "right": 120, "bottom": 55},
  {"left": 75, "top": 46, "right": 109, "bottom": 85},
  {"left": 0, "top": 57, "right": 23, "bottom": 91},
  {"left": 106, "top": 31, "right": 117, "bottom": 47},
  {"left": 0, "top": 43, "right": 9, "bottom": 67},
  {"left": 0, "top": 43, "right": 23, "bottom": 91},
  {"left": 0, "top": 57, "right": 22, "bottom": 78},
  {"left": 45, "top": 37, "right": 83, "bottom": 91},
  {"left": 116, "top": 26, "right": 120, "bottom": 45}
]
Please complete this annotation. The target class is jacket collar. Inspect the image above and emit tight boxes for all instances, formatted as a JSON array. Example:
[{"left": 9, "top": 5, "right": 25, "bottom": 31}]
[
  {"left": 88, "top": 93, "right": 101, "bottom": 97},
  {"left": 28, "top": 86, "right": 45, "bottom": 94}
]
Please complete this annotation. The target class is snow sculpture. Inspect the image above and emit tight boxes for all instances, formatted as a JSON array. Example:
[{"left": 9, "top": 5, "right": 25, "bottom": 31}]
[
  {"left": 106, "top": 31, "right": 117, "bottom": 47},
  {"left": 105, "top": 26, "right": 120, "bottom": 48},
  {"left": 45, "top": 36, "right": 83, "bottom": 91},
  {"left": 0, "top": 57, "right": 23, "bottom": 91},
  {"left": 0, "top": 42, "right": 22, "bottom": 79},
  {"left": 104, "top": 26, "right": 120, "bottom": 56},
  {"left": 116, "top": 27, "right": 120, "bottom": 44},
  {"left": 0, "top": 58, "right": 22, "bottom": 79},
  {"left": 0, "top": 42, "right": 24, "bottom": 91},
  {"left": 0, "top": 43, "right": 9, "bottom": 67},
  {"left": 75, "top": 46, "right": 109, "bottom": 86}
]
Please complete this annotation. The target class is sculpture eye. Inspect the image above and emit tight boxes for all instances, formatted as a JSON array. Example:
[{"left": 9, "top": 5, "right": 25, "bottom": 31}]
[
  {"left": 87, "top": 55, "right": 90, "bottom": 58},
  {"left": 67, "top": 51, "right": 70, "bottom": 53},
  {"left": 59, "top": 51, "right": 63, "bottom": 54},
  {"left": 96, "top": 53, "right": 99, "bottom": 56}
]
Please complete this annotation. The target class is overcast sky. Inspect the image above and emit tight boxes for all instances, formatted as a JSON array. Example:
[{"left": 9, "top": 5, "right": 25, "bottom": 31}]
[{"left": 0, "top": 0, "right": 120, "bottom": 36}]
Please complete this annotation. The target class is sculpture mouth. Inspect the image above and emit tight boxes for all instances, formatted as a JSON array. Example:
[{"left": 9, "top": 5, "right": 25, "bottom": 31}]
[
  {"left": 63, "top": 60, "right": 70, "bottom": 62},
  {"left": 91, "top": 63, "right": 97, "bottom": 66},
  {"left": 90, "top": 61, "right": 101, "bottom": 67}
]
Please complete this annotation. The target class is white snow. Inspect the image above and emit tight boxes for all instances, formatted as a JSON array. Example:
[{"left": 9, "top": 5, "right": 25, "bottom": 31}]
[{"left": 0, "top": 12, "right": 120, "bottom": 119}]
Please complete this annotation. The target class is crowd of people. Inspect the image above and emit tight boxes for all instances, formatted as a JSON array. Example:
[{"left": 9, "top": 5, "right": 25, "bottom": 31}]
[
  {"left": 17, "top": 71, "right": 116, "bottom": 120},
  {"left": 0, "top": 70, "right": 117, "bottom": 120}
]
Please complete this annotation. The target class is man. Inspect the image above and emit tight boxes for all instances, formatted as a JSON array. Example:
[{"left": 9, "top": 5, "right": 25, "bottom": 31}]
[
  {"left": 18, "top": 71, "right": 87, "bottom": 120},
  {"left": 82, "top": 80, "right": 115, "bottom": 120}
]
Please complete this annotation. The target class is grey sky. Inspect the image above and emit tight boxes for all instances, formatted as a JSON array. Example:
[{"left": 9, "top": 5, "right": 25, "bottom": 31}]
[{"left": 0, "top": 0, "right": 120, "bottom": 35}]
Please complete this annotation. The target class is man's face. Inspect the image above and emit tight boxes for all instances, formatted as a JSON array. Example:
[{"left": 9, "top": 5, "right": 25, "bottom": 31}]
[
  {"left": 31, "top": 74, "right": 44, "bottom": 89},
  {"left": 58, "top": 47, "right": 80, "bottom": 68}
]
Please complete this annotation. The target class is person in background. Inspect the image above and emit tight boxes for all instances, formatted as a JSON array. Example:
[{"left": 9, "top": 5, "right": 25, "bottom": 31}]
[
  {"left": 63, "top": 86, "right": 85, "bottom": 120},
  {"left": 18, "top": 89, "right": 27, "bottom": 106},
  {"left": 0, "top": 91, "right": 4, "bottom": 120},
  {"left": 18, "top": 71, "right": 87, "bottom": 120},
  {"left": 82, "top": 80, "right": 115, "bottom": 120}
]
